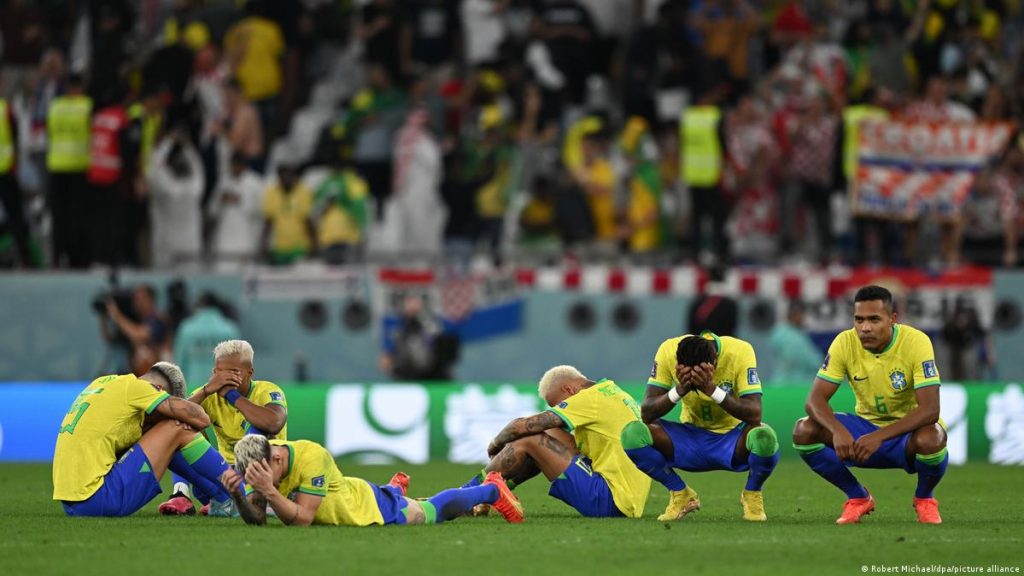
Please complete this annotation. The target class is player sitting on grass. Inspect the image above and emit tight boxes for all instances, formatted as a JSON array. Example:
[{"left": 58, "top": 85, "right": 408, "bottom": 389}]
[
  {"left": 793, "top": 285, "right": 947, "bottom": 525},
  {"left": 160, "top": 340, "right": 288, "bottom": 517},
  {"left": 220, "top": 436, "right": 523, "bottom": 526},
  {"left": 627, "top": 332, "right": 778, "bottom": 522},
  {"left": 53, "top": 363, "right": 234, "bottom": 517},
  {"left": 465, "top": 365, "right": 651, "bottom": 519}
]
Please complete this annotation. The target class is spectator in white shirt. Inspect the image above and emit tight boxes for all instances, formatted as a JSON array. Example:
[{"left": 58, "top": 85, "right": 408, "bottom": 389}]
[
  {"left": 207, "top": 153, "right": 264, "bottom": 269},
  {"left": 149, "top": 128, "right": 204, "bottom": 269}
]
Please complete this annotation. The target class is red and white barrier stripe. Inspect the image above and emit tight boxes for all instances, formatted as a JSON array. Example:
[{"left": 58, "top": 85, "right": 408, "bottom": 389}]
[{"left": 377, "top": 265, "right": 993, "bottom": 300}]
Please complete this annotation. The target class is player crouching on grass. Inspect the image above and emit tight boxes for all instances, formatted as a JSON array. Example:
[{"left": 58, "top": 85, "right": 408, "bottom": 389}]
[
  {"left": 464, "top": 365, "right": 652, "bottom": 519},
  {"left": 626, "top": 332, "right": 779, "bottom": 522},
  {"left": 160, "top": 340, "right": 288, "bottom": 517},
  {"left": 53, "top": 363, "right": 235, "bottom": 517},
  {"left": 793, "top": 285, "right": 947, "bottom": 525},
  {"left": 219, "top": 436, "right": 524, "bottom": 526}
]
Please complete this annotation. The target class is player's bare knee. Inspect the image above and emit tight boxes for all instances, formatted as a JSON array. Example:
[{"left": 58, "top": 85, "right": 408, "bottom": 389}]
[
  {"left": 912, "top": 425, "right": 946, "bottom": 455},
  {"left": 791, "top": 417, "right": 820, "bottom": 445}
]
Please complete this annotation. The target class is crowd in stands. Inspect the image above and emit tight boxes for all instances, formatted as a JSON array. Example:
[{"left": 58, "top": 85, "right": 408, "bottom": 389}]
[{"left": 0, "top": 0, "right": 1023, "bottom": 271}]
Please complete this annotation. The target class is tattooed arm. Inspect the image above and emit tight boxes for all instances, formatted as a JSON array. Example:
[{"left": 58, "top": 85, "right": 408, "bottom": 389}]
[
  {"left": 487, "top": 411, "right": 566, "bottom": 457},
  {"left": 221, "top": 468, "right": 267, "bottom": 526},
  {"left": 153, "top": 396, "right": 212, "bottom": 430}
]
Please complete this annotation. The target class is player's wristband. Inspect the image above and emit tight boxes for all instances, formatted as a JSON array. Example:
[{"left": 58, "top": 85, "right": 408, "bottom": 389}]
[
  {"left": 225, "top": 389, "right": 242, "bottom": 406},
  {"left": 710, "top": 387, "right": 727, "bottom": 404},
  {"left": 667, "top": 387, "right": 682, "bottom": 404}
]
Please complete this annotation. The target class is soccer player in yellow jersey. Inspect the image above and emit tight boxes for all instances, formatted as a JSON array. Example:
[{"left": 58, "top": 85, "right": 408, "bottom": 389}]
[
  {"left": 53, "top": 362, "right": 234, "bottom": 517},
  {"left": 160, "top": 339, "right": 288, "bottom": 516},
  {"left": 793, "top": 285, "right": 947, "bottom": 525},
  {"left": 466, "top": 365, "right": 652, "bottom": 518},
  {"left": 219, "top": 437, "right": 523, "bottom": 526},
  {"left": 629, "top": 331, "right": 779, "bottom": 522}
]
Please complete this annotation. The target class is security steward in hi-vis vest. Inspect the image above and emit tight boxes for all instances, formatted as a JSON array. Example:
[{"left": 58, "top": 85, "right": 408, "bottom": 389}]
[
  {"left": 46, "top": 73, "right": 93, "bottom": 268},
  {"left": 681, "top": 103, "right": 727, "bottom": 259},
  {"left": 0, "top": 96, "right": 34, "bottom": 266}
]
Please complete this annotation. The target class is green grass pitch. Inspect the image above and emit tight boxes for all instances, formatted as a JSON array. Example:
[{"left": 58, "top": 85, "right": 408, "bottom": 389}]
[{"left": 0, "top": 462, "right": 1020, "bottom": 576}]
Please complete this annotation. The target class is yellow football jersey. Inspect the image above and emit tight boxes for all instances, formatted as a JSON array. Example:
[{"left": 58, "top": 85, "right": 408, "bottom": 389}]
[
  {"left": 53, "top": 374, "right": 169, "bottom": 502},
  {"left": 547, "top": 379, "right": 652, "bottom": 518},
  {"left": 817, "top": 324, "right": 941, "bottom": 426},
  {"left": 200, "top": 380, "right": 288, "bottom": 464},
  {"left": 648, "top": 333, "right": 762, "bottom": 433},
  {"left": 271, "top": 439, "right": 385, "bottom": 526}
]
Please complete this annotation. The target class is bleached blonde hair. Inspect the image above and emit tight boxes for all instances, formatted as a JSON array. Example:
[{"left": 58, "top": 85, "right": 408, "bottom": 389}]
[
  {"left": 214, "top": 340, "right": 255, "bottom": 364},
  {"left": 234, "top": 435, "right": 272, "bottom": 475},
  {"left": 538, "top": 365, "right": 586, "bottom": 399},
  {"left": 148, "top": 361, "right": 187, "bottom": 398}
]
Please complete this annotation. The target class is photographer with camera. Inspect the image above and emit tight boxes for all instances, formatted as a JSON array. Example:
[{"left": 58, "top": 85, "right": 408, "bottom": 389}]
[{"left": 101, "top": 284, "right": 169, "bottom": 376}]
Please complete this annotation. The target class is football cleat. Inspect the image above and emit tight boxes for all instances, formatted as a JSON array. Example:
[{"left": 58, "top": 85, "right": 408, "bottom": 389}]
[
  {"left": 208, "top": 498, "right": 237, "bottom": 518},
  {"left": 657, "top": 487, "right": 701, "bottom": 522},
  {"left": 388, "top": 472, "right": 410, "bottom": 496},
  {"left": 913, "top": 497, "right": 942, "bottom": 524},
  {"left": 836, "top": 491, "right": 875, "bottom": 524},
  {"left": 158, "top": 492, "right": 196, "bottom": 516},
  {"left": 740, "top": 489, "right": 767, "bottom": 522},
  {"left": 483, "top": 472, "right": 524, "bottom": 523}
]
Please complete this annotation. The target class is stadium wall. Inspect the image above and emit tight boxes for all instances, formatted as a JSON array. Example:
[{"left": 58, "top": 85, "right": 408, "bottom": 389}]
[
  {"left": 1, "top": 268, "right": 1023, "bottom": 382},
  {"left": 4, "top": 381, "right": 1022, "bottom": 465}
]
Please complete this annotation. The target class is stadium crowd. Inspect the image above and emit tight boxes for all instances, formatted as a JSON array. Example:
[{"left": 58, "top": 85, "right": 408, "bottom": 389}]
[{"left": 1, "top": 0, "right": 1023, "bottom": 271}]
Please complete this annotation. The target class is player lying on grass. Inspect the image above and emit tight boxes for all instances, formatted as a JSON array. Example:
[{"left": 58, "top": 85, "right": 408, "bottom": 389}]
[
  {"left": 628, "top": 332, "right": 779, "bottom": 522},
  {"left": 464, "top": 365, "right": 651, "bottom": 519},
  {"left": 53, "top": 363, "right": 234, "bottom": 517},
  {"left": 160, "top": 340, "right": 288, "bottom": 517},
  {"left": 220, "top": 436, "right": 523, "bottom": 526},
  {"left": 793, "top": 285, "right": 947, "bottom": 524}
]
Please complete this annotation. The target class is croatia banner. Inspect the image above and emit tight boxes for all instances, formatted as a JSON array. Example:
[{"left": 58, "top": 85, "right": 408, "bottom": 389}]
[{"left": 852, "top": 119, "right": 1015, "bottom": 220}]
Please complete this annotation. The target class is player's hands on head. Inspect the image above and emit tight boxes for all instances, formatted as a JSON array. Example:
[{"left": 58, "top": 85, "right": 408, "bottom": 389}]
[
  {"left": 245, "top": 460, "right": 275, "bottom": 495},
  {"left": 832, "top": 427, "right": 856, "bottom": 461},
  {"left": 220, "top": 468, "right": 244, "bottom": 495},
  {"left": 852, "top": 431, "right": 883, "bottom": 463}
]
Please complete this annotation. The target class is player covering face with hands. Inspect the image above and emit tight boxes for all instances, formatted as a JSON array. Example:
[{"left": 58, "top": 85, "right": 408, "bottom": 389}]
[
  {"left": 625, "top": 332, "right": 779, "bottom": 522},
  {"left": 160, "top": 340, "right": 288, "bottom": 517},
  {"left": 220, "top": 435, "right": 524, "bottom": 527}
]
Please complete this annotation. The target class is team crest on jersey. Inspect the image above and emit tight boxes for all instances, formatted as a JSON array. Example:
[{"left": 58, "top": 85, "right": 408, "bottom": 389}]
[
  {"left": 270, "top": 392, "right": 283, "bottom": 402},
  {"left": 889, "top": 370, "right": 908, "bottom": 391},
  {"left": 922, "top": 360, "right": 937, "bottom": 379},
  {"left": 558, "top": 401, "right": 568, "bottom": 409},
  {"left": 747, "top": 368, "right": 760, "bottom": 385},
  {"left": 312, "top": 475, "right": 325, "bottom": 488}
]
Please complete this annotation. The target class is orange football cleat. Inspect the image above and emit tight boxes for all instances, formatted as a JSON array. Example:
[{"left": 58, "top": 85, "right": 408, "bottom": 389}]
[
  {"left": 836, "top": 492, "right": 875, "bottom": 524},
  {"left": 389, "top": 472, "right": 410, "bottom": 496},
  {"left": 483, "top": 472, "right": 524, "bottom": 523},
  {"left": 158, "top": 493, "right": 196, "bottom": 516},
  {"left": 913, "top": 497, "right": 942, "bottom": 524}
]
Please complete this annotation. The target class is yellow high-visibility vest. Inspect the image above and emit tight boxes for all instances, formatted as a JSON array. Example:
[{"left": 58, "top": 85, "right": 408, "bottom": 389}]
[
  {"left": 46, "top": 94, "right": 93, "bottom": 173},
  {"left": 681, "top": 106, "right": 722, "bottom": 187},
  {"left": 128, "top": 103, "right": 162, "bottom": 176},
  {"left": 842, "top": 104, "right": 888, "bottom": 180},
  {"left": 0, "top": 99, "right": 13, "bottom": 174}
]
